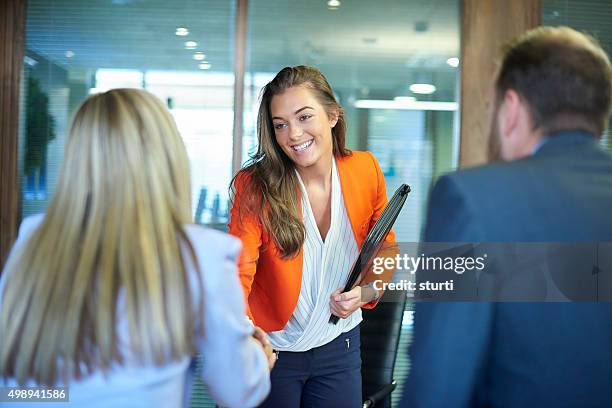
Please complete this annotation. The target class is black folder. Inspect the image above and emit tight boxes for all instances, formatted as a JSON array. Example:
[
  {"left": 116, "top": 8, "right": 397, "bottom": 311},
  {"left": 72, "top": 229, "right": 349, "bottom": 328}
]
[{"left": 329, "top": 183, "right": 411, "bottom": 324}]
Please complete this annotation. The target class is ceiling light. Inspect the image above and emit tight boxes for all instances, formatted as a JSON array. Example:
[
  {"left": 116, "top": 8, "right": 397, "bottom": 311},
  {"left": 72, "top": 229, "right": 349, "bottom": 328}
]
[
  {"left": 65, "top": 51, "right": 75, "bottom": 58},
  {"left": 175, "top": 27, "right": 189, "bottom": 36},
  {"left": 193, "top": 52, "right": 206, "bottom": 61},
  {"left": 185, "top": 41, "right": 198, "bottom": 49},
  {"left": 327, "top": 0, "right": 341, "bottom": 6},
  {"left": 409, "top": 83, "right": 436, "bottom": 94},
  {"left": 394, "top": 96, "right": 416, "bottom": 103},
  {"left": 354, "top": 99, "right": 457, "bottom": 111},
  {"left": 198, "top": 63, "right": 211, "bottom": 70},
  {"left": 446, "top": 57, "right": 459, "bottom": 68}
]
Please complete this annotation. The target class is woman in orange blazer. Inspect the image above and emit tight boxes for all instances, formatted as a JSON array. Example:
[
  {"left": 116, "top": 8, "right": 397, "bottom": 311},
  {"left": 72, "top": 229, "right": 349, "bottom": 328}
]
[{"left": 229, "top": 66, "right": 395, "bottom": 408}]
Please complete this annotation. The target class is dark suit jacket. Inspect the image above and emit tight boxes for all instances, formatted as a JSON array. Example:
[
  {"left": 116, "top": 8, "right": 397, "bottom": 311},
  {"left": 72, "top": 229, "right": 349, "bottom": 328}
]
[{"left": 401, "top": 130, "right": 612, "bottom": 408}]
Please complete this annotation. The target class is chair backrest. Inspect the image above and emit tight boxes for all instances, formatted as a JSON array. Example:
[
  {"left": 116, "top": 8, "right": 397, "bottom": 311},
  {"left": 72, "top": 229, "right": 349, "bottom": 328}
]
[{"left": 361, "top": 290, "right": 407, "bottom": 408}]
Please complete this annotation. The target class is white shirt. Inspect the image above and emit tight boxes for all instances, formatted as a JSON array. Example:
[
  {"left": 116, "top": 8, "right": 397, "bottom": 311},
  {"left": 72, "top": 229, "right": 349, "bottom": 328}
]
[
  {"left": 268, "top": 159, "right": 362, "bottom": 352},
  {"left": 1, "top": 215, "right": 270, "bottom": 408}
]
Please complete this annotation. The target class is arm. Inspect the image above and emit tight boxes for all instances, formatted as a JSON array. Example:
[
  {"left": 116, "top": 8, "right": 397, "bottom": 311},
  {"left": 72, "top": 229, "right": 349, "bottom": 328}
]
[
  {"left": 401, "top": 175, "right": 492, "bottom": 408},
  {"left": 227, "top": 175, "right": 262, "bottom": 321},
  {"left": 195, "top": 234, "right": 270, "bottom": 408}
]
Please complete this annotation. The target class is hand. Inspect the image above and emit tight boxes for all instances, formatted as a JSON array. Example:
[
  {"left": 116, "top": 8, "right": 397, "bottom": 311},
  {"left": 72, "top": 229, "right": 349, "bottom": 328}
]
[
  {"left": 329, "top": 286, "right": 366, "bottom": 319},
  {"left": 252, "top": 326, "right": 276, "bottom": 370}
]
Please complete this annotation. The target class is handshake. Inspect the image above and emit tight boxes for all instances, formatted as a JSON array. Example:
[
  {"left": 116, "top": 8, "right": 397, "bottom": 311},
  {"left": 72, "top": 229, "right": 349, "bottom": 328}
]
[{"left": 252, "top": 326, "right": 276, "bottom": 371}]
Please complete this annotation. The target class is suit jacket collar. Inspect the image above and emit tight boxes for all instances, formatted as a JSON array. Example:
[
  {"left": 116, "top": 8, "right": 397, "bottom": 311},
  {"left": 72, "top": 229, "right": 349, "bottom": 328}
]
[{"left": 535, "top": 130, "right": 598, "bottom": 157}]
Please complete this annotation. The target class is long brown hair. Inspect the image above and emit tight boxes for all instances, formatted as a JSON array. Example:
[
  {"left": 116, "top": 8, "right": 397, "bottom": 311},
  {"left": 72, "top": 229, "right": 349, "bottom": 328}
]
[
  {"left": 1, "top": 89, "right": 200, "bottom": 385},
  {"left": 231, "top": 66, "right": 350, "bottom": 258}
]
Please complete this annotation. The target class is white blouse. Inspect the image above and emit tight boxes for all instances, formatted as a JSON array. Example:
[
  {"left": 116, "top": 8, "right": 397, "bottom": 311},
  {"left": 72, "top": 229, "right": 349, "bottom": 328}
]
[{"left": 268, "top": 159, "right": 361, "bottom": 352}]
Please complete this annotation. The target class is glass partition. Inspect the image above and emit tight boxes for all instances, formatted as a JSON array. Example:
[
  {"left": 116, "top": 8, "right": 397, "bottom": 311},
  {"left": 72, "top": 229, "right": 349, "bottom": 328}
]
[{"left": 21, "top": 0, "right": 236, "bottom": 228}]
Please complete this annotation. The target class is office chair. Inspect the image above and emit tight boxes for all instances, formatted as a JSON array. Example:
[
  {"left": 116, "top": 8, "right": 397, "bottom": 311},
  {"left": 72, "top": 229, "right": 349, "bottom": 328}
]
[{"left": 361, "top": 290, "right": 407, "bottom": 408}]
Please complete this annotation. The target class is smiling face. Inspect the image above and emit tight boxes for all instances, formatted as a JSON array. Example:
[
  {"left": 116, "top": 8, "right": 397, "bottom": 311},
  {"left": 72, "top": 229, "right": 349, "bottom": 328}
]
[{"left": 270, "top": 85, "right": 338, "bottom": 173}]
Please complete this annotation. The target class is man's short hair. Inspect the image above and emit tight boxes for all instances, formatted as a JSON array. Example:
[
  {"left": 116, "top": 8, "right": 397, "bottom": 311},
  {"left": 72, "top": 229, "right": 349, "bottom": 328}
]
[{"left": 496, "top": 26, "right": 612, "bottom": 136}]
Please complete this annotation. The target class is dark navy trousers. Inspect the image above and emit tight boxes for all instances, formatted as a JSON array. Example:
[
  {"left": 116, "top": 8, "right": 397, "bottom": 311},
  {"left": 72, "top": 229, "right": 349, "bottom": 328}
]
[{"left": 258, "top": 325, "right": 362, "bottom": 408}]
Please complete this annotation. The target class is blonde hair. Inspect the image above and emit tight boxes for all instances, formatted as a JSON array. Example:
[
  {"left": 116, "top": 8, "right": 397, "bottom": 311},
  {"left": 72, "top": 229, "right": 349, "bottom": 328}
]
[{"left": 1, "top": 89, "right": 200, "bottom": 385}]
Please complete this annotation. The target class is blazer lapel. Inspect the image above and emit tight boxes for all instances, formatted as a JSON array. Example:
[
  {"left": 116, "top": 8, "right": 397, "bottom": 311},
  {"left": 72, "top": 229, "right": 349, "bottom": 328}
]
[{"left": 336, "top": 155, "right": 365, "bottom": 247}]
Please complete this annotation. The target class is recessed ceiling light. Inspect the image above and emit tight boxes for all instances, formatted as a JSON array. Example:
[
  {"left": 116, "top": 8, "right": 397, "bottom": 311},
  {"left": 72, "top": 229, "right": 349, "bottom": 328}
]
[
  {"left": 175, "top": 27, "right": 189, "bottom": 36},
  {"left": 185, "top": 41, "right": 198, "bottom": 49},
  {"left": 198, "top": 63, "right": 211, "bottom": 70},
  {"left": 65, "top": 50, "right": 75, "bottom": 58},
  {"left": 327, "top": 0, "right": 340, "bottom": 8},
  {"left": 394, "top": 96, "right": 416, "bottom": 103},
  {"left": 193, "top": 52, "right": 206, "bottom": 61},
  {"left": 354, "top": 99, "right": 457, "bottom": 111},
  {"left": 446, "top": 57, "right": 459, "bottom": 68},
  {"left": 409, "top": 83, "right": 436, "bottom": 94}
]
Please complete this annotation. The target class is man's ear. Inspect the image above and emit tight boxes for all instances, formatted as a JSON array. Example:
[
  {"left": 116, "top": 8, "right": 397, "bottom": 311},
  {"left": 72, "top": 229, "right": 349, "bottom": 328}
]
[{"left": 499, "top": 89, "right": 521, "bottom": 138}]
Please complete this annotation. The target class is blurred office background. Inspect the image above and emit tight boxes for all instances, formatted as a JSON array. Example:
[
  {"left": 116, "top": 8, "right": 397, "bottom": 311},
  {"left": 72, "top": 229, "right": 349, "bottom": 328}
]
[{"left": 13, "top": 0, "right": 612, "bottom": 406}]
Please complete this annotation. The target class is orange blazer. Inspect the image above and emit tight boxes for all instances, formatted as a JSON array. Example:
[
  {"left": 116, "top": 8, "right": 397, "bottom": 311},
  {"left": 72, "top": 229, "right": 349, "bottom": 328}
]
[{"left": 228, "top": 151, "right": 396, "bottom": 332}]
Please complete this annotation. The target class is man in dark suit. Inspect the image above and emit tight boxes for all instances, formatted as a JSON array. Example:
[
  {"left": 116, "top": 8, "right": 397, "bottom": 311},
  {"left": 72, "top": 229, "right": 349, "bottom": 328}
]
[{"left": 401, "top": 26, "right": 612, "bottom": 407}]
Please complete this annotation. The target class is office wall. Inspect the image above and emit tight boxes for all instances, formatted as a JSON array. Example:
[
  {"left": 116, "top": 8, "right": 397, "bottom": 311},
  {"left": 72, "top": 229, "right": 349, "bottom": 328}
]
[
  {"left": 0, "top": 0, "right": 27, "bottom": 267},
  {"left": 459, "top": 0, "right": 541, "bottom": 168}
]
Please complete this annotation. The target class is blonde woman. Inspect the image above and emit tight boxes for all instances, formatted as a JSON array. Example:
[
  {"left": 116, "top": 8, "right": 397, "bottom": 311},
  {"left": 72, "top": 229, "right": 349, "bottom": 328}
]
[{"left": 0, "top": 89, "right": 272, "bottom": 407}]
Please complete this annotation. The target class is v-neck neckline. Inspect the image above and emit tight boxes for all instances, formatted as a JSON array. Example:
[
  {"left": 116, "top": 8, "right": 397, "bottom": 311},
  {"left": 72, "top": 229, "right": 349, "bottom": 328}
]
[{"left": 296, "top": 159, "right": 336, "bottom": 245}]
